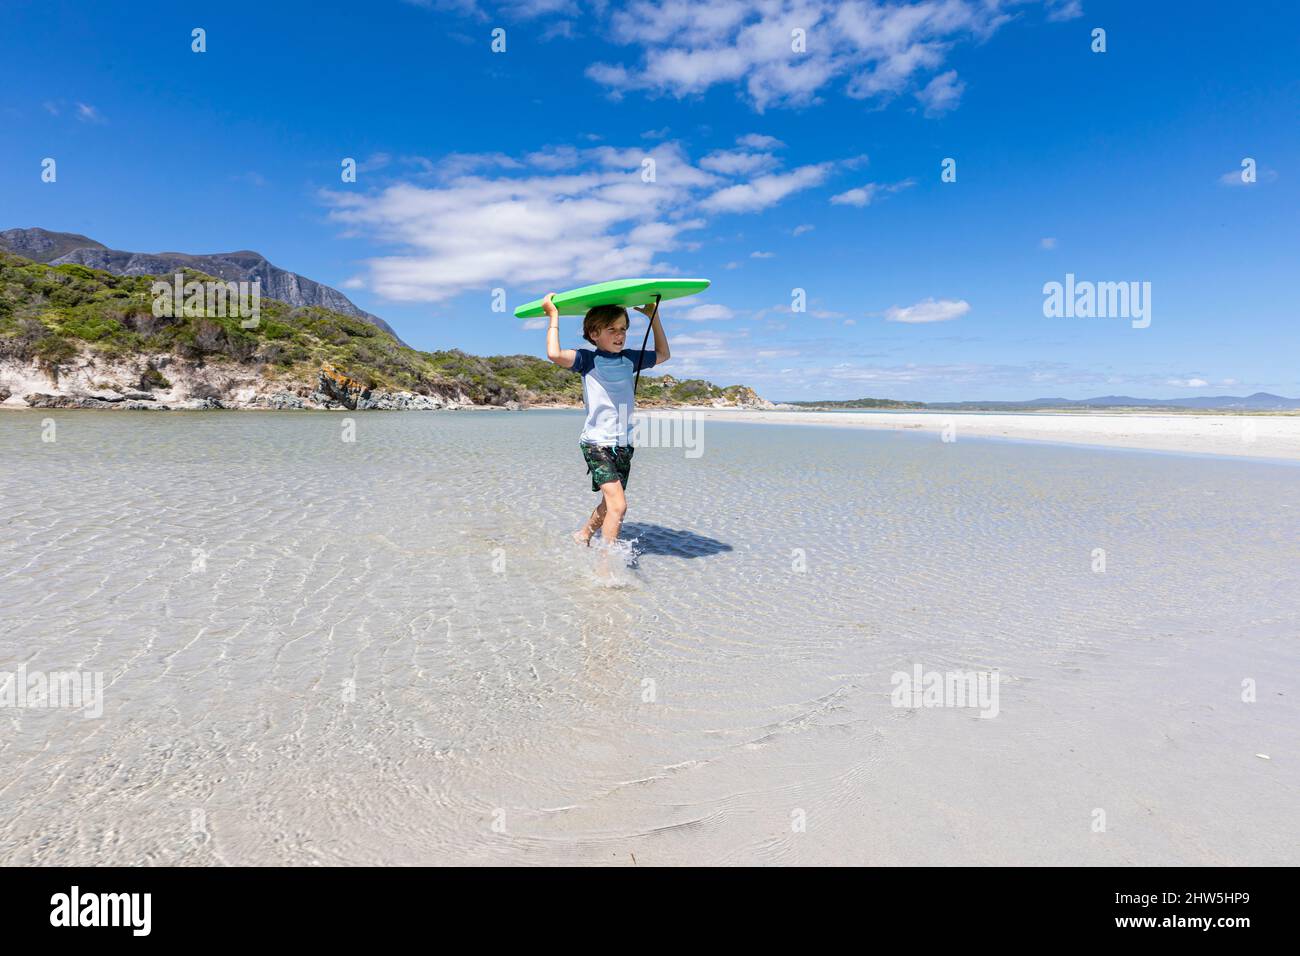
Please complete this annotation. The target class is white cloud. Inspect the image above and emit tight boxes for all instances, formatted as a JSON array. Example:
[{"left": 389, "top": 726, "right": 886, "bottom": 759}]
[
  {"left": 1046, "top": 0, "right": 1083, "bottom": 22},
  {"left": 831, "top": 185, "right": 879, "bottom": 207},
  {"left": 792, "top": 223, "right": 815, "bottom": 235},
  {"left": 325, "top": 144, "right": 712, "bottom": 302},
  {"left": 699, "top": 148, "right": 779, "bottom": 176},
  {"left": 737, "top": 133, "right": 785, "bottom": 149},
  {"left": 1040, "top": 237, "right": 1057, "bottom": 249},
  {"left": 915, "top": 70, "right": 965, "bottom": 117},
  {"left": 1167, "top": 377, "right": 1209, "bottom": 388},
  {"left": 435, "top": 152, "right": 525, "bottom": 177},
  {"left": 884, "top": 297, "right": 970, "bottom": 323},
  {"left": 325, "top": 141, "right": 845, "bottom": 302},
  {"left": 1219, "top": 166, "right": 1278, "bottom": 186},
  {"left": 358, "top": 153, "right": 393, "bottom": 173},
  {"left": 681, "top": 304, "right": 736, "bottom": 321},
  {"left": 521, "top": 317, "right": 548, "bottom": 330},
  {"left": 830, "top": 178, "right": 915, "bottom": 207},
  {"left": 584, "top": 0, "right": 1021, "bottom": 112},
  {"left": 75, "top": 102, "right": 106, "bottom": 124},
  {"left": 750, "top": 250, "right": 775, "bottom": 258},
  {"left": 701, "top": 163, "right": 833, "bottom": 213}
]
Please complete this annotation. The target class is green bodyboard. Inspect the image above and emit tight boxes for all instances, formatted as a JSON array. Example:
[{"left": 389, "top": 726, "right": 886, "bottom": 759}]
[{"left": 513, "top": 278, "right": 711, "bottom": 318}]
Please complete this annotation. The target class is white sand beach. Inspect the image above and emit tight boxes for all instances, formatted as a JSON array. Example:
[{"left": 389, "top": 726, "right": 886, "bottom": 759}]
[{"left": 670, "top": 409, "right": 1300, "bottom": 461}]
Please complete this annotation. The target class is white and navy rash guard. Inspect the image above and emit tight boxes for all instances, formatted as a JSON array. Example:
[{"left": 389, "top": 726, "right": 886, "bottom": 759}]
[{"left": 568, "top": 348, "right": 657, "bottom": 446}]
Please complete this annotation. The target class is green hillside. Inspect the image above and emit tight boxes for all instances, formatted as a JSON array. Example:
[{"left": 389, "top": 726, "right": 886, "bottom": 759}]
[{"left": 0, "top": 252, "right": 759, "bottom": 406}]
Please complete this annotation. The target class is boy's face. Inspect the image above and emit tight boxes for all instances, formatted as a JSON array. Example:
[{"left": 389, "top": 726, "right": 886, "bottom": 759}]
[{"left": 591, "top": 317, "right": 628, "bottom": 352}]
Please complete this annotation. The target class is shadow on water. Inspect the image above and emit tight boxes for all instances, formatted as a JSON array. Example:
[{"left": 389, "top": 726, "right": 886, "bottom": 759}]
[{"left": 618, "top": 523, "right": 733, "bottom": 561}]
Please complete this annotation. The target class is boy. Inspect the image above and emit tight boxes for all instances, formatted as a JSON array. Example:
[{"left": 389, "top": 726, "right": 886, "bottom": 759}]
[{"left": 543, "top": 293, "right": 670, "bottom": 547}]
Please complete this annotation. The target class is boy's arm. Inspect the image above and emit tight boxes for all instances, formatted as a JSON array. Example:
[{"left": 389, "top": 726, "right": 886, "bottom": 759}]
[
  {"left": 543, "top": 294, "right": 577, "bottom": 369},
  {"left": 636, "top": 302, "right": 670, "bottom": 365}
]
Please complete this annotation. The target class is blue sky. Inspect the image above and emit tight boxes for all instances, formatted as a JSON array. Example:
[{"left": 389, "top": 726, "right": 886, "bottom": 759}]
[{"left": 2, "top": 0, "right": 1297, "bottom": 401}]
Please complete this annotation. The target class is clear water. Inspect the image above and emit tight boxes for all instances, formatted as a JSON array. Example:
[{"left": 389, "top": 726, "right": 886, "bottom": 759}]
[{"left": 1, "top": 409, "right": 1296, "bottom": 865}]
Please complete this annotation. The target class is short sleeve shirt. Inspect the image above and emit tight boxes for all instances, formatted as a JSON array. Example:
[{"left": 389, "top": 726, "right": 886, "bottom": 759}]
[{"left": 568, "top": 348, "right": 656, "bottom": 446}]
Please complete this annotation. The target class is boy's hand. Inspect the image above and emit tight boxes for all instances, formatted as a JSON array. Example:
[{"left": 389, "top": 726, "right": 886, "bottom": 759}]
[
  {"left": 542, "top": 293, "right": 558, "bottom": 321},
  {"left": 633, "top": 303, "right": 654, "bottom": 316}
]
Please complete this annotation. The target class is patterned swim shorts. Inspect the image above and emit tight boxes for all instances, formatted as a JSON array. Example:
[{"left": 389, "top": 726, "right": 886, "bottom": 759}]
[{"left": 580, "top": 442, "right": 634, "bottom": 492}]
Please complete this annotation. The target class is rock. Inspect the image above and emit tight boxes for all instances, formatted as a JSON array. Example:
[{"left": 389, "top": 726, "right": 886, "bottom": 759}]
[
  {"left": 85, "top": 389, "right": 125, "bottom": 402},
  {"left": 121, "top": 391, "right": 156, "bottom": 401},
  {"left": 504, "top": 400, "right": 521, "bottom": 411},
  {"left": 186, "top": 383, "right": 224, "bottom": 402},
  {"left": 174, "top": 397, "right": 224, "bottom": 410},
  {"left": 261, "top": 392, "right": 308, "bottom": 410},
  {"left": 25, "top": 393, "right": 80, "bottom": 408},
  {"left": 0, "top": 386, "right": 10, "bottom": 403},
  {"left": 357, "top": 390, "right": 447, "bottom": 410},
  {"left": 317, "top": 363, "right": 370, "bottom": 410},
  {"left": 307, "top": 390, "right": 345, "bottom": 409}
]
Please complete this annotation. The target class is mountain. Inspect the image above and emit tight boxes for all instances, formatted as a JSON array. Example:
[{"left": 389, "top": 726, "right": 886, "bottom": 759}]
[
  {"left": 791, "top": 393, "right": 1300, "bottom": 411},
  {"left": 926, "top": 393, "right": 1300, "bottom": 411},
  {"left": 0, "top": 227, "right": 107, "bottom": 262},
  {"left": 0, "top": 227, "right": 405, "bottom": 345}
]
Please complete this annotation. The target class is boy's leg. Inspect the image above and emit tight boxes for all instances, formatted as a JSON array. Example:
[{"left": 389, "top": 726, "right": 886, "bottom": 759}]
[
  {"left": 598, "top": 480, "right": 627, "bottom": 544},
  {"left": 574, "top": 500, "right": 606, "bottom": 545}
]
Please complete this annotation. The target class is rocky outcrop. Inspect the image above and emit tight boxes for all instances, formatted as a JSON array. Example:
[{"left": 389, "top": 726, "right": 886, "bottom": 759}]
[
  {"left": 713, "top": 386, "right": 775, "bottom": 409},
  {"left": 316, "top": 362, "right": 371, "bottom": 409},
  {"left": 0, "top": 353, "right": 477, "bottom": 412},
  {"left": 0, "top": 227, "right": 405, "bottom": 344},
  {"left": 23, "top": 393, "right": 82, "bottom": 408},
  {"left": 313, "top": 363, "right": 464, "bottom": 410}
]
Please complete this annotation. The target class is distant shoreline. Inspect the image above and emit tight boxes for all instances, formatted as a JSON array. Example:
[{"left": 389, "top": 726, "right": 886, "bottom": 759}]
[{"left": 646, "top": 408, "right": 1300, "bottom": 461}]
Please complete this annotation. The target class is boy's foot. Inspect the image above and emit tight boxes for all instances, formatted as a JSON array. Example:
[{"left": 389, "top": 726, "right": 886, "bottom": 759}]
[{"left": 572, "top": 529, "right": 592, "bottom": 547}]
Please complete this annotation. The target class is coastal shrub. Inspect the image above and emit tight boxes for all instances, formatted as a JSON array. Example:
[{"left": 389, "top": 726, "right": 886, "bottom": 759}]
[
  {"left": 56, "top": 310, "right": 125, "bottom": 342},
  {"left": 257, "top": 319, "right": 293, "bottom": 340},
  {"left": 35, "top": 335, "right": 78, "bottom": 370},
  {"left": 140, "top": 365, "right": 171, "bottom": 390},
  {"left": 225, "top": 330, "right": 259, "bottom": 363},
  {"left": 52, "top": 263, "right": 100, "bottom": 283},
  {"left": 0, "top": 318, "right": 53, "bottom": 361}
]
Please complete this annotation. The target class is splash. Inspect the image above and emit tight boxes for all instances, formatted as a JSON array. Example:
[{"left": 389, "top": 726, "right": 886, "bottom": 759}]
[{"left": 579, "top": 534, "right": 642, "bottom": 589}]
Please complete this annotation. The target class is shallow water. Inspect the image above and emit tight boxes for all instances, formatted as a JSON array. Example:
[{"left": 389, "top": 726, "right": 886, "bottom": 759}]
[{"left": 1, "top": 409, "right": 1296, "bottom": 865}]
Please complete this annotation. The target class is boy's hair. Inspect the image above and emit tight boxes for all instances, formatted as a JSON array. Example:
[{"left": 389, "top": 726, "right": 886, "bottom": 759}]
[{"left": 582, "top": 305, "right": 629, "bottom": 345}]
